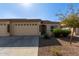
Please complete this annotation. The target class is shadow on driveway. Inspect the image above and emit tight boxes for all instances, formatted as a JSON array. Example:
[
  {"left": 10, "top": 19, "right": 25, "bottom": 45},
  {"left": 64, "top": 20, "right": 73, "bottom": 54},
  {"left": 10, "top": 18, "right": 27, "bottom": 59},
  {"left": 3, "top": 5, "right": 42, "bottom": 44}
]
[
  {"left": 39, "top": 37, "right": 61, "bottom": 47},
  {"left": 0, "top": 36, "right": 39, "bottom": 47}
]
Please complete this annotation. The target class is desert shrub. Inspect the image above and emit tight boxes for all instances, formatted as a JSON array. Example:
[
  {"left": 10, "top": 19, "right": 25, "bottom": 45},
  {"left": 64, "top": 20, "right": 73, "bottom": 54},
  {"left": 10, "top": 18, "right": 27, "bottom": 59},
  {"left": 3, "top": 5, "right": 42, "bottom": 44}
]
[
  {"left": 51, "top": 28, "right": 62, "bottom": 37},
  {"left": 43, "top": 33, "right": 50, "bottom": 39},
  {"left": 62, "top": 29, "right": 71, "bottom": 37},
  {"left": 51, "top": 28, "right": 71, "bottom": 37}
]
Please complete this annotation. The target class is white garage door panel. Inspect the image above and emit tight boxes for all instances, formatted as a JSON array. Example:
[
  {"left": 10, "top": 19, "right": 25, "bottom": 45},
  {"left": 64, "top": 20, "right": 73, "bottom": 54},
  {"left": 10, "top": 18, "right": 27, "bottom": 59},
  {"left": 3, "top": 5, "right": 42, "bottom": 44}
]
[
  {"left": 0, "top": 25, "right": 9, "bottom": 36},
  {"left": 12, "top": 25, "right": 39, "bottom": 36}
]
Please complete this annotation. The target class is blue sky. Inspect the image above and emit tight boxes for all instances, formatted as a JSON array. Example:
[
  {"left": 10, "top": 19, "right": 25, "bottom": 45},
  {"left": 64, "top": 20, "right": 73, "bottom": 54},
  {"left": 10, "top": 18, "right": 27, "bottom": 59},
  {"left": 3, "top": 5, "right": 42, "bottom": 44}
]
[{"left": 0, "top": 3, "right": 79, "bottom": 21}]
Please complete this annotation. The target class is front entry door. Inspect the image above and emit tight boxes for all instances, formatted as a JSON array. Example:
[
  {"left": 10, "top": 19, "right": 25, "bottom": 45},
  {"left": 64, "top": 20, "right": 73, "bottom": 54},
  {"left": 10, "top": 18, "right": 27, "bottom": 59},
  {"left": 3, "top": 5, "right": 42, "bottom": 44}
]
[
  {"left": 39, "top": 25, "right": 47, "bottom": 35},
  {"left": 7, "top": 24, "right": 10, "bottom": 33}
]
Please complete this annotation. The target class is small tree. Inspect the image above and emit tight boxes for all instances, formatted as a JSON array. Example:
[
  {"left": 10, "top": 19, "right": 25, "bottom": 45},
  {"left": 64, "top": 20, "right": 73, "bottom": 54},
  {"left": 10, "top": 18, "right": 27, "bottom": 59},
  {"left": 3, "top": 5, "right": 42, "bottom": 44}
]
[
  {"left": 56, "top": 4, "right": 79, "bottom": 44},
  {"left": 61, "top": 14, "right": 79, "bottom": 44}
]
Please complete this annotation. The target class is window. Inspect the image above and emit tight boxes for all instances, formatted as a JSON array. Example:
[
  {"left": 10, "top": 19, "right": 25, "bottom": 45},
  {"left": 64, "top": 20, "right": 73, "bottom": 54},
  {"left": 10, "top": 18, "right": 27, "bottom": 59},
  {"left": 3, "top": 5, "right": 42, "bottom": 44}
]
[
  {"left": 51, "top": 26, "right": 54, "bottom": 31},
  {"left": 4, "top": 24, "right": 6, "bottom": 26},
  {"left": 29, "top": 24, "right": 31, "bottom": 26},
  {"left": 27, "top": 24, "right": 29, "bottom": 26},
  {"left": 51, "top": 26, "right": 54, "bottom": 29},
  {"left": 35, "top": 24, "right": 37, "bottom": 25},
  {"left": 24, "top": 24, "right": 26, "bottom": 26},
  {"left": 32, "top": 24, "right": 34, "bottom": 26}
]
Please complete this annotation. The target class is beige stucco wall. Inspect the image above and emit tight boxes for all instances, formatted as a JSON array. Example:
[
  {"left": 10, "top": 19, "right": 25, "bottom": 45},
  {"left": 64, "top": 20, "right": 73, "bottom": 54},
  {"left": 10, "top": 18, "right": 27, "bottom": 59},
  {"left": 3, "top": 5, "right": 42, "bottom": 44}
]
[
  {"left": 0, "top": 20, "right": 60, "bottom": 36},
  {"left": 10, "top": 21, "right": 41, "bottom": 36},
  {"left": 0, "top": 21, "right": 10, "bottom": 36},
  {"left": 74, "top": 28, "right": 79, "bottom": 35}
]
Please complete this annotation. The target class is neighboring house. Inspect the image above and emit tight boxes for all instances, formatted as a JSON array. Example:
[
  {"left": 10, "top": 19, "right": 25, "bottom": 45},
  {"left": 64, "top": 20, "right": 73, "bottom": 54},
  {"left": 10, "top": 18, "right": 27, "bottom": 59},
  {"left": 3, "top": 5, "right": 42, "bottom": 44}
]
[
  {"left": 61, "top": 24, "right": 79, "bottom": 36},
  {"left": 0, "top": 19, "right": 59, "bottom": 36}
]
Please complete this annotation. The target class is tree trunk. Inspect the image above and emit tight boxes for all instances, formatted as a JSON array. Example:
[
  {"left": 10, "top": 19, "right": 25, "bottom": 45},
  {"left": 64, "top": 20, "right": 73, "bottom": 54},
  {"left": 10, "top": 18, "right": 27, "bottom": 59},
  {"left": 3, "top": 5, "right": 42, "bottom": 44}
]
[
  {"left": 70, "top": 32, "right": 73, "bottom": 44},
  {"left": 70, "top": 28, "right": 76, "bottom": 45}
]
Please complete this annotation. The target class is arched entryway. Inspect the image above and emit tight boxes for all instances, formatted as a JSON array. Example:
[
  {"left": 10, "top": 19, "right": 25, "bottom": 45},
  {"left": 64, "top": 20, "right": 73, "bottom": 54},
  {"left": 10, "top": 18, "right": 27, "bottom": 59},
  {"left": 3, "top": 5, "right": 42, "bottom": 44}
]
[{"left": 39, "top": 25, "right": 47, "bottom": 35}]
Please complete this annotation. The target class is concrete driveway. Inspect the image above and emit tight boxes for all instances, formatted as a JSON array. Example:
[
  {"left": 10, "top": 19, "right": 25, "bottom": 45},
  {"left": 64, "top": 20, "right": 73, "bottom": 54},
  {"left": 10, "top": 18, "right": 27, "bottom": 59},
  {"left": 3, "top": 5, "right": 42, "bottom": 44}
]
[{"left": 0, "top": 36, "right": 39, "bottom": 56}]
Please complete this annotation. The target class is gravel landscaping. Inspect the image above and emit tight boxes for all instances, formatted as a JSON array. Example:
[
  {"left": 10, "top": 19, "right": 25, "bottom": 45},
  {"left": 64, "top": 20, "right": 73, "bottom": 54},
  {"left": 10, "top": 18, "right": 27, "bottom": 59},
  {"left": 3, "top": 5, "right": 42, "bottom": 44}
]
[
  {"left": 38, "top": 38, "right": 61, "bottom": 56},
  {"left": 38, "top": 36, "right": 79, "bottom": 56}
]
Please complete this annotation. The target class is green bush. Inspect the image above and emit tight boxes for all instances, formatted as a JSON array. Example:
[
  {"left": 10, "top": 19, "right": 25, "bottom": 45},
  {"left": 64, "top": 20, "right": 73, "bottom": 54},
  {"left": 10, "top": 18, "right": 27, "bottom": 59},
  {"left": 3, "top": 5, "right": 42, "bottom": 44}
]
[
  {"left": 51, "top": 28, "right": 71, "bottom": 37},
  {"left": 43, "top": 33, "right": 50, "bottom": 39},
  {"left": 62, "top": 29, "right": 71, "bottom": 37},
  {"left": 52, "top": 28, "right": 62, "bottom": 37}
]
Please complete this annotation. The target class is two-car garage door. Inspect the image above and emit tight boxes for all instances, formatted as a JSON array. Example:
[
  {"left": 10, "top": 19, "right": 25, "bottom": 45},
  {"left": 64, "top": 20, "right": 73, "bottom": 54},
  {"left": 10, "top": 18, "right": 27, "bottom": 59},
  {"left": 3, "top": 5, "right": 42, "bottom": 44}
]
[{"left": 11, "top": 23, "right": 40, "bottom": 36}]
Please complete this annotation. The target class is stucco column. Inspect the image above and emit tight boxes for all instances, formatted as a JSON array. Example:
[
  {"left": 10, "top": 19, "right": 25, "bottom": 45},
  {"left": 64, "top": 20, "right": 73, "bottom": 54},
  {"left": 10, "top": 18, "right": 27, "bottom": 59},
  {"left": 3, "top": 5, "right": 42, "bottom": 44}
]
[{"left": 10, "top": 21, "right": 12, "bottom": 36}]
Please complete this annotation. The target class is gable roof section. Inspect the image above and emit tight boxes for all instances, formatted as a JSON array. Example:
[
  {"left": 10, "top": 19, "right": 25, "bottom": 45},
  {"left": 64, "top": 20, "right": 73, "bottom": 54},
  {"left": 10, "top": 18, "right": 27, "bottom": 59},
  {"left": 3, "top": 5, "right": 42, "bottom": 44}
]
[
  {"left": 0, "top": 19, "right": 59, "bottom": 24},
  {"left": 0, "top": 19, "right": 41, "bottom": 22},
  {"left": 41, "top": 20, "right": 59, "bottom": 24}
]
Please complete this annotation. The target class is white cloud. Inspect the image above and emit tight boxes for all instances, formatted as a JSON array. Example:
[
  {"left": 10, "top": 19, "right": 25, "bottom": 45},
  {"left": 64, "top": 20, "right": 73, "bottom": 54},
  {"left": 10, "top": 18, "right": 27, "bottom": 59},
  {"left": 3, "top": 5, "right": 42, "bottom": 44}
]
[
  {"left": 0, "top": 0, "right": 78, "bottom": 3},
  {"left": 19, "top": 3, "right": 32, "bottom": 8}
]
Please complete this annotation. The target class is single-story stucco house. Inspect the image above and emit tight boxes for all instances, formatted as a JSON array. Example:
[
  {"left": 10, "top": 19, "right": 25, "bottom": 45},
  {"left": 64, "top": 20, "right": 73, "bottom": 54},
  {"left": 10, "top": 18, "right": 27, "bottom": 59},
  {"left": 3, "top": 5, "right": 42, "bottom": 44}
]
[{"left": 0, "top": 19, "right": 59, "bottom": 36}]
